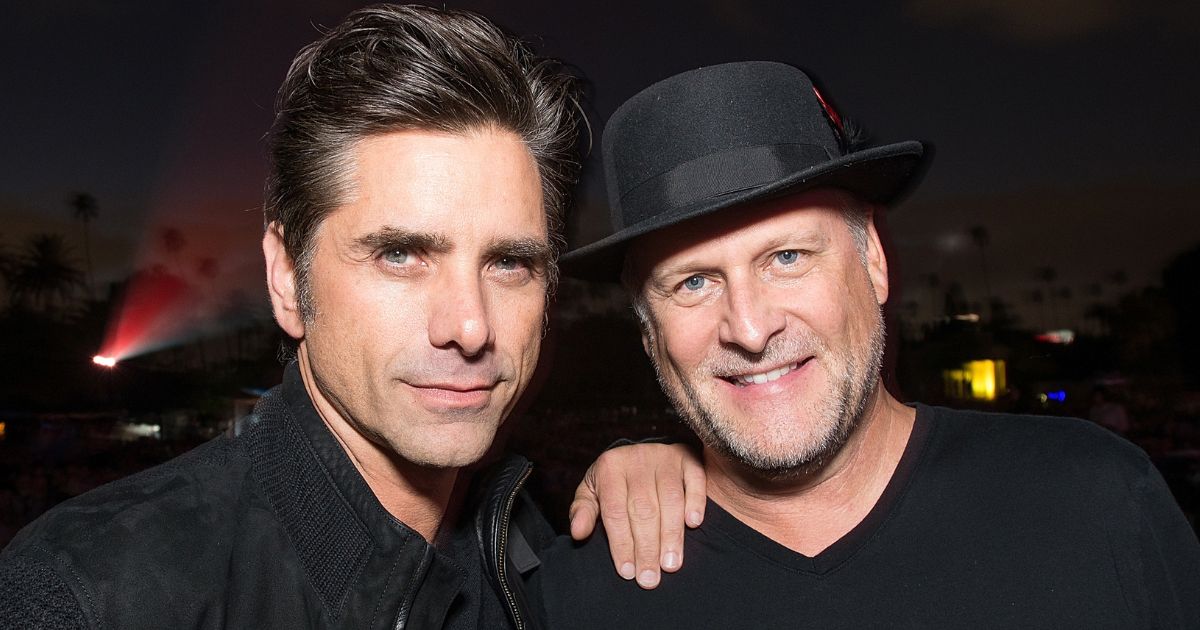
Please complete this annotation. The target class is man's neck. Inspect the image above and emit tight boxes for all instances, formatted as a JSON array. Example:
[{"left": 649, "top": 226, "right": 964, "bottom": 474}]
[
  {"left": 296, "top": 347, "right": 457, "bottom": 543},
  {"left": 706, "top": 387, "right": 915, "bottom": 556}
]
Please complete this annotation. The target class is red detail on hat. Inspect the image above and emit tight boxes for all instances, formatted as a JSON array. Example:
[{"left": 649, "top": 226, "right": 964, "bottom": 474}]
[{"left": 812, "top": 86, "right": 844, "bottom": 133}]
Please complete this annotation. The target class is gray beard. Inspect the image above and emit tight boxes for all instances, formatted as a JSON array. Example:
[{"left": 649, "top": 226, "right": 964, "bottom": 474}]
[{"left": 651, "top": 306, "right": 886, "bottom": 482}]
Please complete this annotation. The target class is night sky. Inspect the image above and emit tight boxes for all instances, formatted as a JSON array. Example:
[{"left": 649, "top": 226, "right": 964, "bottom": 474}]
[{"left": 3, "top": 0, "right": 1199, "bottom": 329}]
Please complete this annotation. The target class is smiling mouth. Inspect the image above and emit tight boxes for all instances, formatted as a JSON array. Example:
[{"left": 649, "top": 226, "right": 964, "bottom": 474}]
[
  {"left": 405, "top": 381, "right": 499, "bottom": 412},
  {"left": 410, "top": 382, "right": 496, "bottom": 393},
  {"left": 721, "top": 357, "right": 813, "bottom": 387}
]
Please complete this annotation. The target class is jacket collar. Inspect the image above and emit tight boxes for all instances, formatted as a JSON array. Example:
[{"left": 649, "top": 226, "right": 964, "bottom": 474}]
[
  {"left": 245, "top": 361, "right": 465, "bottom": 627},
  {"left": 278, "top": 361, "right": 424, "bottom": 538}
]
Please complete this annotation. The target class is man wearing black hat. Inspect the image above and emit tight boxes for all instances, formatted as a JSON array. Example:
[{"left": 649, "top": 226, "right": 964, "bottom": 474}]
[{"left": 531, "top": 62, "right": 1200, "bottom": 628}]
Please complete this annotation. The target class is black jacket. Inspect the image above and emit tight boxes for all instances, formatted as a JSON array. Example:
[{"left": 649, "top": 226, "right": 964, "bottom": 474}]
[{"left": 0, "top": 363, "right": 554, "bottom": 629}]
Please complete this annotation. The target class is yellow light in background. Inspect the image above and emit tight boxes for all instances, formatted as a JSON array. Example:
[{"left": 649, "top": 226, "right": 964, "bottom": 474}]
[
  {"left": 943, "top": 369, "right": 966, "bottom": 399},
  {"left": 966, "top": 360, "right": 996, "bottom": 400},
  {"left": 942, "top": 359, "right": 1006, "bottom": 401},
  {"left": 0, "top": 421, "right": 6, "bottom": 439}
]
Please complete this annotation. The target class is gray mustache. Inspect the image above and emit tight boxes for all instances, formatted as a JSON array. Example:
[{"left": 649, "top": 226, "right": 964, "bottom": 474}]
[{"left": 702, "top": 334, "right": 827, "bottom": 377}]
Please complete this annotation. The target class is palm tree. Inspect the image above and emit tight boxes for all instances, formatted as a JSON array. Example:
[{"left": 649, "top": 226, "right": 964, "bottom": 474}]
[
  {"left": 1084, "top": 302, "right": 1113, "bottom": 336},
  {"left": 1057, "top": 286, "right": 1074, "bottom": 329},
  {"left": 1028, "top": 289, "right": 1047, "bottom": 329},
  {"left": 944, "top": 282, "right": 968, "bottom": 317},
  {"left": 193, "top": 255, "right": 220, "bottom": 368},
  {"left": 195, "top": 256, "right": 219, "bottom": 283},
  {"left": 1035, "top": 266, "right": 1058, "bottom": 327},
  {"left": 968, "top": 225, "right": 992, "bottom": 317},
  {"left": 8, "top": 233, "right": 86, "bottom": 315},
  {"left": 0, "top": 236, "right": 14, "bottom": 305},
  {"left": 920, "top": 272, "right": 941, "bottom": 321},
  {"left": 69, "top": 192, "right": 98, "bottom": 297},
  {"left": 160, "top": 227, "right": 186, "bottom": 274}
]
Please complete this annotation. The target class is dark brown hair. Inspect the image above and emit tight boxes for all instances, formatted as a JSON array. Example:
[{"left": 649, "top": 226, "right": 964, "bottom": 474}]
[{"left": 265, "top": 3, "right": 584, "bottom": 314}]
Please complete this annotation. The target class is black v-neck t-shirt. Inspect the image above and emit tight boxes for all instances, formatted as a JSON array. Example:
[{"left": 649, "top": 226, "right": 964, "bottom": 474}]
[{"left": 530, "top": 405, "right": 1200, "bottom": 629}]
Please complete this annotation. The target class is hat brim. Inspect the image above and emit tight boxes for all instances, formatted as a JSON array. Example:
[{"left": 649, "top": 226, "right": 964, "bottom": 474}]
[{"left": 562, "top": 140, "right": 926, "bottom": 282}]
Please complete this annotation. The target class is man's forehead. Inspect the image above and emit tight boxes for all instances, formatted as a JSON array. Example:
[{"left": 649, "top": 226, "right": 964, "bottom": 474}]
[
  {"left": 326, "top": 127, "right": 548, "bottom": 239},
  {"left": 628, "top": 188, "right": 853, "bottom": 273}
]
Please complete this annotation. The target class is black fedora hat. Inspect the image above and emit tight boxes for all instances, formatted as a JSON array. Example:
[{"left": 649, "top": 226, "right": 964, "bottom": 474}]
[{"left": 563, "top": 61, "right": 927, "bottom": 281}]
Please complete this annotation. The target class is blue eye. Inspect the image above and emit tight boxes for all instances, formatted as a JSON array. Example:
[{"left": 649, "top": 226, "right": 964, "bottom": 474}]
[
  {"left": 682, "top": 275, "right": 706, "bottom": 291},
  {"left": 776, "top": 250, "right": 799, "bottom": 264},
  {"left": 383, "top": 249, "right": 409, "bottom": 264},
  {"left": 496, "top": 256, "right": 525, "bottom": 271}
]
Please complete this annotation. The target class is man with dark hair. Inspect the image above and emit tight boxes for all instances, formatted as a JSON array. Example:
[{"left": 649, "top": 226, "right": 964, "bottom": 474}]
[
  {"left": 533, "top": 61, "right": 1200, "bottom": 628},
  {"left": 0, "top": 5, "right": 696, "bottom": 628},
  {"left": 265, "top": 4, "right": 582, "bottom": 319}
]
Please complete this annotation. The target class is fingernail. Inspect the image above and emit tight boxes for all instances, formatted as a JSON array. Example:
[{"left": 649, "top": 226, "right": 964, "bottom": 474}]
[
  {"left": 687, "top": 511, "right": 702, "bottom": 527},
  {"left": 637, "top": 570, "right": 659, "bottom": 588},
  {"left": 619, "top": 562, "right": 635, "bottom": 580},
  {"left": 662, "top": 551, "right": 680, "bottom": 570}
]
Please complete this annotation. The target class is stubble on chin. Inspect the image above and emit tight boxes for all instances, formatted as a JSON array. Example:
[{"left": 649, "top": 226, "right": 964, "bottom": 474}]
[{"left": 651, "top": 307, "right": 886, "bottom": 482}]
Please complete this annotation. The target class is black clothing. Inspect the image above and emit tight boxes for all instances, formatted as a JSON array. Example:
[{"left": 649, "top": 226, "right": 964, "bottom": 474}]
[
  {"left": 0, "top": 363, "right": 553, "bottom": 629},
  {"left": 533, "top": 405, "right": 1200, "bottom": 629}
]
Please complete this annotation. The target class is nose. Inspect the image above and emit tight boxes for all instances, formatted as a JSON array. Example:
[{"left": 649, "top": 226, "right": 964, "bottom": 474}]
[
  {"left": 717, "top": 277, "right": 785, "bottom": 354},
  {"left": 427, "top": 268, "right": 493, "bottom": 357}
]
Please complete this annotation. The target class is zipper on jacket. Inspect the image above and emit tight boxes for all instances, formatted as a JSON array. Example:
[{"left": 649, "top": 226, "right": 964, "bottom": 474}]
[
  {"left": 393, "top": 544, "right": 435, "bottom": 630},
  {"left": 497, "top": 463, "right": 533, "bottom": 630}
]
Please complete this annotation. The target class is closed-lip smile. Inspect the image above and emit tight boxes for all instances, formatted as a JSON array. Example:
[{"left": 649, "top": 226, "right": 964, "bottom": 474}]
[
  {"left": 409, "top": 381, "right": 496, "bottom": 392},
  {"left": 403, "top": 378, "right": 501, "bottom": 411}
]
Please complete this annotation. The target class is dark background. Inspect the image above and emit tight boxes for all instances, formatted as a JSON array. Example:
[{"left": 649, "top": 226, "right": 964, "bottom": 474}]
[{"left": 2, "top": 1, "right": 1198, "bottom": 541}]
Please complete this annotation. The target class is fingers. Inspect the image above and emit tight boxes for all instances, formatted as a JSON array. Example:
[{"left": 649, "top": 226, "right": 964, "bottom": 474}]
[
  {"left": 681, "top": 447, "right": 707, "bottom": 529},
  {"left": 573, "top": 442, "right": 707, "bottom": 590},
  {"left": 655, "top": 443, "right": 706, "bottom": 575},
  {"left": 625, "top": 468, "right": 662, "bottom": 589},
  {"left": 569, "top": 461, "right": 603, "bottom": 541},
  {"left": 580, "top": 452, "right": 638, "bottom": 581},
  {"left": 655, "top": 462, "right": 686, "bottom": 575},
  {"left": 568, "top": 492, "right": 599, "bottom": 541}
]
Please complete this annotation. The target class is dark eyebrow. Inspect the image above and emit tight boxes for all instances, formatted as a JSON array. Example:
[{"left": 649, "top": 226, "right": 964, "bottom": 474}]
[
  {"left": 485, "top": 236, "right": 554, "bottom": 269},
  {"left": 354, "top": 227, "right": 451, "bottom": 254}
]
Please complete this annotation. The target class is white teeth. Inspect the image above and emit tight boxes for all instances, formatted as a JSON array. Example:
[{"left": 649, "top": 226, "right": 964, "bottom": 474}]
[{"left": 733, "top": 362, "right": 799, "bottom": 386}]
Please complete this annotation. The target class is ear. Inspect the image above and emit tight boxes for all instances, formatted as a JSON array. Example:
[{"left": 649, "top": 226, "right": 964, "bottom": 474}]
[
  {"left": 263, "top": 222, "right": 306, "bottom": 340},
  {"left": 632, "top": 291, "right": 655, "bottom": 358},
  {"left": 864, "top": 209, "right": 890, "bottom": 305}
]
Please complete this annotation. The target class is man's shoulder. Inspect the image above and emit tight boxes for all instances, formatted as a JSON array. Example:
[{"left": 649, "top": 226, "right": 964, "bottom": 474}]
[
  {"left": 0, "top": 434, "right": 267, "bottom": 627},
  {"left": 3, "top": 434, "right": 253, "bottom": 563},
  {"left": 530, "top": 529, "right": 646, "bottom": 628},
  {"left": 537, "top": 529, "right": 612, "bottom": 573},
  {"left": 921, "top": 404, "right": 1151, "bottom": 487},
  {"left": 13, "top": 385, "right": 298, "bottom": 553}
]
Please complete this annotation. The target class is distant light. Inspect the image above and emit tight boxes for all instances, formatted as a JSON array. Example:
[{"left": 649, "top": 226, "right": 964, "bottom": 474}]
[
  {"left": 118, "top": 422, "right": 161, "bottom": 440},
  {"left": 942, "top": 359, "right": 1006, "bottom": 401},
  {"left": 93, "top": 355, "right": 118, "bottom": 368},
  {"left": 1035, "top": 329, "right": 1075, "bottom": 344},
  {"left": 953, "top": 313, "right": 981, "bottom": 323},
  {"left": 937, "top": 232, "right": 968, "bottom": 253},
  {"left": 1045, "top": 390, "right": 1067, "bottom": 403}
]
